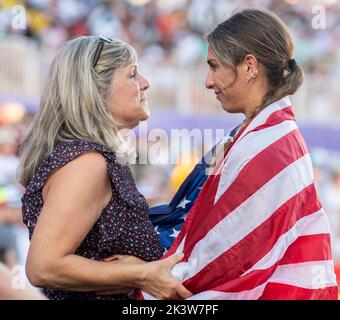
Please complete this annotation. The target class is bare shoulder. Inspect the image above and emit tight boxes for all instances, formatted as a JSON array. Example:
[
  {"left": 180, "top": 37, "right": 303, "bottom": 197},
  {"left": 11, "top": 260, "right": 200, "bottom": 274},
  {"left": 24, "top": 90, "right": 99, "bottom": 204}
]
[
  {"left": 60, "top": 151, "right": 108, "bottom": 172},
  {"left": 43, "top": 151, "right": 111, "bottom": 204}
]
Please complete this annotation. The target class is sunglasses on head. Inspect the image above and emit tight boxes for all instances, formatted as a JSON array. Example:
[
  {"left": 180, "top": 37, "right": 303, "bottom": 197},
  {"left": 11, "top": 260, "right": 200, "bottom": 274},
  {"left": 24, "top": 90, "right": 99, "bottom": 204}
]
[{"left": 92, "top": 36, "right": 112, "bottom": 68}]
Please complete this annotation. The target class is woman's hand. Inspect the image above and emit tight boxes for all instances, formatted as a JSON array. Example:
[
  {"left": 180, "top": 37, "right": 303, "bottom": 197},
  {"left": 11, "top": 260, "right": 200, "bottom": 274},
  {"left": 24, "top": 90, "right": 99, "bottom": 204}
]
[
  {"left": 137, "top": 253, "right": 192, "bottom": 300},
  {"left": 98, "top": 253, "right": 193, "bottom": 299}
]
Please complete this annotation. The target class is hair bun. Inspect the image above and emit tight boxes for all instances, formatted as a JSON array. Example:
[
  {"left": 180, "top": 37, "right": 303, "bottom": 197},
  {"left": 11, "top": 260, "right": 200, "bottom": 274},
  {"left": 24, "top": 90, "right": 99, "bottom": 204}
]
[{"left": 288, "top": 59, "right": 297, "bottom": 69}]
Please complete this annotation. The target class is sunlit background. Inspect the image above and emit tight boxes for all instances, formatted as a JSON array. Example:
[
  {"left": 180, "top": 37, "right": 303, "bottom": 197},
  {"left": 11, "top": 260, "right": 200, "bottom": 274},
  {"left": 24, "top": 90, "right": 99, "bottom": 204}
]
[{"left": 0, "top": 0, "right": 340, "bottom": 294}]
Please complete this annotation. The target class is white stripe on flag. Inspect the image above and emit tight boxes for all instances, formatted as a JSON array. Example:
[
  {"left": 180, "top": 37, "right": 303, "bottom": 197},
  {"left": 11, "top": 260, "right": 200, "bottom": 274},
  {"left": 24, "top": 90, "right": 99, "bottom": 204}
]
[
  {"left": 171, "top": 154, "right": 314, "bottom": 282},
  {"left": 175, "top": 235, "right": 186, "bottom": 255},
  {"left": 215, "top": 120, "right": 298, "bottom": 203},
  {"left": 243, "top": 209, "right": 331, "bottom": 275},
  {"left": 187, "top": 284, "right": 267, "bottom": 300},
  {"left": 270, "top": 260, "right": 337, "bottom": 289},
  {"left": 141, "top": 292, "right": 158, "bottom": 300}
]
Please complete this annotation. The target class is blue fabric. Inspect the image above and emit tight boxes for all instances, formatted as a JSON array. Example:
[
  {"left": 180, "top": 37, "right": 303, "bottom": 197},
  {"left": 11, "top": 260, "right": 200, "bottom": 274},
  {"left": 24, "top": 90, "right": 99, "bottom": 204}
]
[
  {"left": 148, "top": 125, "right": 241, "bottom": 251},
  {"left": 148, "top": 157, "right": 209, "bottom": 251}
]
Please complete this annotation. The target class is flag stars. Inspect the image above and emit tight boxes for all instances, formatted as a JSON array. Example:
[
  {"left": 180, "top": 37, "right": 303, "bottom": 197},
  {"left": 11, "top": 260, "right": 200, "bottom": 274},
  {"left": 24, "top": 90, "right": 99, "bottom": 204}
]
[
  {"left": 155, "top": 226, "right": 161, "bottom": 235},
  {"left": 177, "top": 196, "right": 191, "bottom": 209},
  {"left": 170, "top": 228, "right": 180, "bottom": 239}
]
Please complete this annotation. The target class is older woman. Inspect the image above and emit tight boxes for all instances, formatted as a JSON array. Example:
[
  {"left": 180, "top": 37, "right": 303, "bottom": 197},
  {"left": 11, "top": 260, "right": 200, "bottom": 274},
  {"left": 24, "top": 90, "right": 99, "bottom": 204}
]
[
  {"left": 140, "top": 9, "right": 338, "bottom": 300},
  {"left": 17, "top": 36, "right": 191, "bottom": 300}
]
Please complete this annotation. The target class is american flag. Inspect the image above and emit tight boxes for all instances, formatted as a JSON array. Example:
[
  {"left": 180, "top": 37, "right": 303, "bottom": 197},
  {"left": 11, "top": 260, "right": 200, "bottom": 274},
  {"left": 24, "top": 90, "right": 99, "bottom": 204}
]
[
  {"left": 142, "top": 96, "right": 338, "bottom": 300},
  {"left": 148, "top": 148, "right": 210, "bottom": 252}
]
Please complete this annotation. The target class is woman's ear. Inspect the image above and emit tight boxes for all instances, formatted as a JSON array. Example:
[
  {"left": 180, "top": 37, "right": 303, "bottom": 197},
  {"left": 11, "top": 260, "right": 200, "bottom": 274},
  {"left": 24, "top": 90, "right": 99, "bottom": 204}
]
[
  {"left": 244, "top": 54, "right": 259, "bottom": 85},
  {"left": 244, "top": 54, "right": 258, "bottom": 74}
]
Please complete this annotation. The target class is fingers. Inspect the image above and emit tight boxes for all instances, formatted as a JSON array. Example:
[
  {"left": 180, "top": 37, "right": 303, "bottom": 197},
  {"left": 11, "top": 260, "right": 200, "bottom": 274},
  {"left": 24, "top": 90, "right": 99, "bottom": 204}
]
[
  {"left": 176, "top": 284, "right": 193, "bottom": 299},
  {"left": 159, "top": 253, "right": 192, "bottom": 300},
  {"left": 163, "top": 253, "right": 185, "bottom": 269},
  {"left": 158, "top": 284, "right": 192, "bottom": 300}
]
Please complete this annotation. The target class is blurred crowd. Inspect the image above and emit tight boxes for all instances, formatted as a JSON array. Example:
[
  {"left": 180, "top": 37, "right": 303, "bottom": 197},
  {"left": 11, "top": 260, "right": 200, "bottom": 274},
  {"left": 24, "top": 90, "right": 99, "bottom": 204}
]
[
  {"left": 0, "top": 118, "right": 42, "bottom": 299},
  {"left": 0, "top": 0, "right": 339, "bottom": 75}
]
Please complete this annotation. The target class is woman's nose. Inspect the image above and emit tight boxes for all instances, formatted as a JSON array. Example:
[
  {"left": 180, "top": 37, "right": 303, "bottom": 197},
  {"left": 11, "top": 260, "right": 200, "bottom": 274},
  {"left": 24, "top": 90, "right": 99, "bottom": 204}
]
[
  {"left": 140, "top": 75, "right": 150, "bottom": 91},
  {"left": 205, "top": 72, "right": 214, "bottom": 89}
]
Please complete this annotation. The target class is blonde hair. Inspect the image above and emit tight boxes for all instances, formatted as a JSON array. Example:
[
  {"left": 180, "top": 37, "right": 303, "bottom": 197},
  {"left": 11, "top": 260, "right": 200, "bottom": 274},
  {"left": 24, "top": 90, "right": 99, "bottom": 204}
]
[
  {"left": 207, "top": 9, "right": 303, "bottom": 111},
  {"left": 17, "top": 36, "right": 137, "bottom": 187}
]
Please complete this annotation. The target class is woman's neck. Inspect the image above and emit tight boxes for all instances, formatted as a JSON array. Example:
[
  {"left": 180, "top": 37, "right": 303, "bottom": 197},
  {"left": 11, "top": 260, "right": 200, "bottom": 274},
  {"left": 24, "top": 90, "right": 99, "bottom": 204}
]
[
  {"left": 244, "top": 100, "right": 263, "bottom": 122},
  {"left": 243, "top": 75, "right": 270, "bottom": 121},
  {"left": 244, "top": 87, "right": 269, "bottom": 121}
]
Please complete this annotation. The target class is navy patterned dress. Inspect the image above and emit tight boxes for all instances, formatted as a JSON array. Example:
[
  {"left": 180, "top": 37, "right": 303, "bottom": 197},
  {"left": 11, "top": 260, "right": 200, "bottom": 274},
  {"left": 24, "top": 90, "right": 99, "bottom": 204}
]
[{"left": 21, "top": 139, "right": 164, "bottom": 300}]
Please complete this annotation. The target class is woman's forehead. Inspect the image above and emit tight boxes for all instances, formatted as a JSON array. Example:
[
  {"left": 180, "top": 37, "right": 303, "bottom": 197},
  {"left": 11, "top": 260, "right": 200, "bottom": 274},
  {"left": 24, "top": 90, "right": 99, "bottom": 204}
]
[
  {"left": 114, "top": 63, "right": 137, "bottom": 76},
  {"left": 206, "top": 46, "right": 219, "bottom": 62},
  {"left": 122, "top": 63, "right": 138, "bottom": 72}
]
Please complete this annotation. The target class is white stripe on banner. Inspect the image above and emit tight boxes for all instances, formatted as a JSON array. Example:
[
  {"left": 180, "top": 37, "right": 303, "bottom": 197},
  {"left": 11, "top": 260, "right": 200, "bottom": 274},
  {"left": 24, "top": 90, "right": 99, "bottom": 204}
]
[
  {"left": 171, "top": 154, "right": 314, "bottom": 282},
  {"left": 270, "top": 260, "right": 337, "bottom": 289},
  {"left": 243, "top": 209, "right": 331, "bottom": 276},
  {"left": 175, "top": 235, "right": 186, "bottom": 255},
  {"left": 187, "top": 260, "right": 336, "bottom": 300},
  {"left": 187, "top": 284, "right": 267, "bottom": 300},
  {"left": 142, "top": 292, "right": 158, "bottom": 300},
  {"left": 214, "top": 120, "right": 298, "bottom": 203}
]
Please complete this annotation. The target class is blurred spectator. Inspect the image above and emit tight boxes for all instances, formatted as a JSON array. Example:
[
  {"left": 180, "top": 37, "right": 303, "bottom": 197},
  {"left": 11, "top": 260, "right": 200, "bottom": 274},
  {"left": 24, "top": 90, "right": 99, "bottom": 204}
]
[
  {"left": 0, "top": 226, "right": 17, "bottom": 268},
  {"left": 0, "top": 126, "right": 28, "bottom": 269},
  {"left": 323, "top": 170, "right": 340, "bottom": 258}
]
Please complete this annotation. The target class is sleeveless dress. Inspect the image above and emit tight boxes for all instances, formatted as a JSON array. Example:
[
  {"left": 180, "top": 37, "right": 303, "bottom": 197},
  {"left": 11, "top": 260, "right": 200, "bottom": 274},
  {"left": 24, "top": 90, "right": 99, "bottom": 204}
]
[{"left": 21, "top": 139, "right": 164, "bottom": 300}]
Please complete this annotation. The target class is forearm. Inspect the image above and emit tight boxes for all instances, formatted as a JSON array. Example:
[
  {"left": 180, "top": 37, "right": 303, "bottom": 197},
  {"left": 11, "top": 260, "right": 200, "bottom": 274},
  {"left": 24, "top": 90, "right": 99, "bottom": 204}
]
[{"left": 28, "top": 254, "right": 145, "bottom": 292}]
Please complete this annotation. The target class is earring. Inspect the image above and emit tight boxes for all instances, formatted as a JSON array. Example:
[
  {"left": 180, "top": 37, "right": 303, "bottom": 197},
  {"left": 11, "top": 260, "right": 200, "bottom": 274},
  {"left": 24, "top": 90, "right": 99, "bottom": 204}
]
[{"left": 246, "top": 69, "right": 258, "bottom": 84}]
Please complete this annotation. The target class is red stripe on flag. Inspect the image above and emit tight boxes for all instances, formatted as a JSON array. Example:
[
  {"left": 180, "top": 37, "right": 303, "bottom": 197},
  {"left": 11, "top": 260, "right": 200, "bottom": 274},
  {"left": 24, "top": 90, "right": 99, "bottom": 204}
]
[
  {"left": 280, "top": 234, "right": 333, "bottom": 265},
  {"left": 245, "top": 107, "right": 295, "bottom": 136},
  {"left": 259, "top": 282, "right": 338, "bottom": 300},
  {"left": 204, "top": 261, "right": 278, "bottom": 294}
]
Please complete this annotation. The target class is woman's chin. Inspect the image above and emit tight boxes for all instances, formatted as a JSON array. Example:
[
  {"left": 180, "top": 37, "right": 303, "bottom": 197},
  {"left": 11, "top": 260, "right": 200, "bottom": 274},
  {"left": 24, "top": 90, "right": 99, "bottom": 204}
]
[
  {"left": 221, "top": 101, "right": 238, "bottom": 114},
  {"left": 140, "top": 114, "right": 149, "bottom": 122},
  {"left": 220, "top": 102, "right": 231, "bottom": 111},
  {"left": 140, "top": 104, "right": 150, "bottom": 120},
  {"left": 136, "top": 112, "right": 149, "bottom": 123}
]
